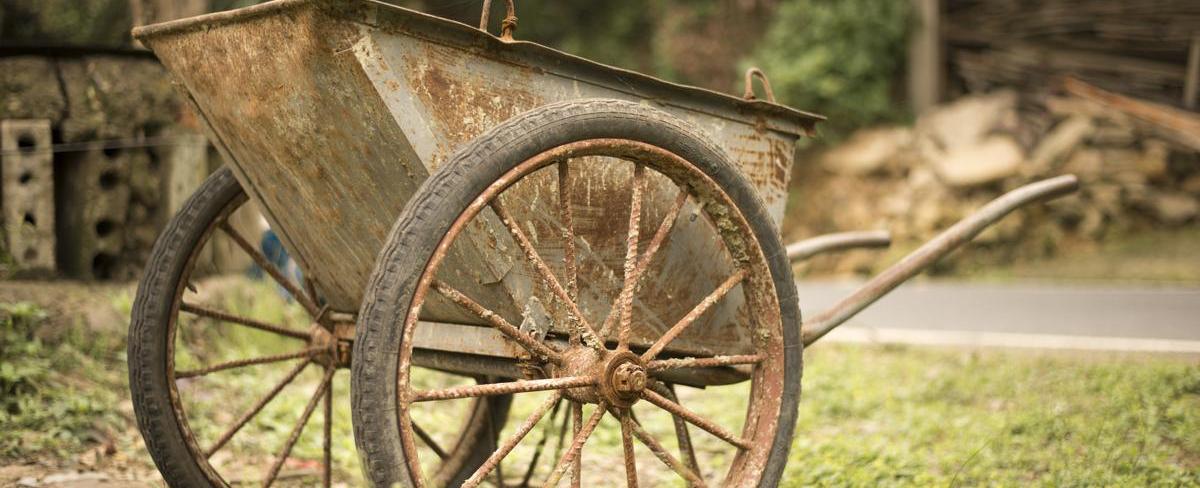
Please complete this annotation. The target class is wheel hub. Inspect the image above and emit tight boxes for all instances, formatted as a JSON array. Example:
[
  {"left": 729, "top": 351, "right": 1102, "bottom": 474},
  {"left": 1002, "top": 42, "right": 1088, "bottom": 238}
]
[
  {"left": 308, "top": 324, "right": 351, "bottom": 368},
  {"left": 556, "top": 347, "right": 646, "bottom": 407}
]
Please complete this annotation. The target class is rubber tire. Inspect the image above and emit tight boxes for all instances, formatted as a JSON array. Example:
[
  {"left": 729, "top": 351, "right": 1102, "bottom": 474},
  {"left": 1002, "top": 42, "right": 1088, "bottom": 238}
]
[
  {"left": 352, "top": 99, "right": 803, "bottom": 487},
  {"left": 129, "top": 167, "right": 510, "bottom": 487},
  {"left": 129, "top": 166, "right": 245, "bottom": 486}
]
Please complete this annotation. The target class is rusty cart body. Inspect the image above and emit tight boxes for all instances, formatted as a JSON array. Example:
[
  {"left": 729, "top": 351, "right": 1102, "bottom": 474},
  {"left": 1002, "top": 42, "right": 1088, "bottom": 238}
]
[{"left": 127, "top": 1, "right": 1079, "bottom": 486}]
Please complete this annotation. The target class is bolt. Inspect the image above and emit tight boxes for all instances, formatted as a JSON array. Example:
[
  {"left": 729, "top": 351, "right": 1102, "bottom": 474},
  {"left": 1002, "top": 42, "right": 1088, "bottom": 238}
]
[{"left": 612, "top": 363, "right": 646, "bottom": 394}]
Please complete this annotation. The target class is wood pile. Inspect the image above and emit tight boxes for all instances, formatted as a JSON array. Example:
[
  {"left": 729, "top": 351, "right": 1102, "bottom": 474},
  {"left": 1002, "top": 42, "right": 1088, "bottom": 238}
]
[
  {"left": 945, "top": 0, "right": 1200, "bottom": 107},
  {"left": 791, "top": 78, "right": 1200, "bottom": 276}
]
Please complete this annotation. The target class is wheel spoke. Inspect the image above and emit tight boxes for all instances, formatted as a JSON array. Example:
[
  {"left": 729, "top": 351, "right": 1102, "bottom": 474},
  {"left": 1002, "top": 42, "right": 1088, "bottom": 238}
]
[
  {"left": 646, "top": 354, "right": 762, "bottom": 371},
  {"left": 620, "top": 409, "right": 707, "bottom": 488},
  {"left": 640, "top": 389, "right": 750, "bottom": 450},
  {"left": 619, "top": 409, "right": 639, "bottom": 488},
  {"left": 431, "top": 280, "right": 563, "bottom": 365},
  {"left": 558, "top": 162, "right": 579, "bottom": 321},
  {"left": 463, "top": 391, "right": 563, "bottom": 488},
  {"left": 640, "top": 270, "right": 748, "bottom": 362},
  {"left": 175, "top": 348, "right": 321, "bottom": 379},
  {"left": 542, "top": 402, "right": 607, "bottom": 488},
  {"left": 410, "top": 376, "right": 595, "bottom": 403},
  {"left": 598, "top": 189, "right": 688, "bottom": 341},
  {"left": 519, "top": 398, "right": 565, "bottom": 487},
  {"left": 180, "top": 301, "right": 309, "bottom": 341},
  {"left": 654, "top": 383, "right": 700, "bottom": 474},
  {"left": 322, "top": 371, "right": 333, "bottom": 488},
  {"left": 411, "top": 420, "right": 448, "bottom": 459},
  {"left": 491, "top": 199, "right": 603, "bottom": 350},
  {"left": 570, "top": 401, "right": 583, "bottom": 487},
  {"left": 264, "top": 366, "right": 335, "bottom": 487},
  {"left": 616, "top": 165, "right": 645, "bottom": 350},
  {"left": 219, "top": 221, "right": 320, "bottom": 317},
  {"left": 205, "top": 359, "right": 311, "bottom": 457}
]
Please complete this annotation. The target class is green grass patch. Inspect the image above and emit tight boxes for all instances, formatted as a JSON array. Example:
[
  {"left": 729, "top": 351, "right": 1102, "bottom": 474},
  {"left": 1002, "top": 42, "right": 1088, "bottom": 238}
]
[
  {"left": 784, "top": 344, "right": 1200, "bottom": 486},
  {"left": 0, "top": 301, "right": 127, "bottom": 459},
  {"left": 4, "top": 278, "right": 1198, "bottom": 486}
]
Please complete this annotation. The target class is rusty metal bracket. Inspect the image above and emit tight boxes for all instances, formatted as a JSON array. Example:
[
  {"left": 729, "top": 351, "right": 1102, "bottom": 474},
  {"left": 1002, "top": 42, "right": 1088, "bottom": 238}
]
[
  {"left": 480, "top": 0, "right": 517, "bottom": 41},
  {"left": 800, "top": 175, "right": 1080, "bottom": 346},
  {"left": 743, "top": 67, "right": 776, "bottom": 103},
  {"left": 787, "top": 230, "right": 892, "bottom": 262}
]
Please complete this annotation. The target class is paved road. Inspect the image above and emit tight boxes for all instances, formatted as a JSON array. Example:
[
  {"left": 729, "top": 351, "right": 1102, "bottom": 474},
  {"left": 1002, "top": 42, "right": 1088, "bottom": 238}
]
[{"left": 794, "top": 280, "right": 1200, "bottom": 352}]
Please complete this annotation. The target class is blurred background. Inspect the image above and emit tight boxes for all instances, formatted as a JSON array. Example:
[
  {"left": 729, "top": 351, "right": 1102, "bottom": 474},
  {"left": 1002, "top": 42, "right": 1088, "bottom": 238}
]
[{"left": 0, "top": 0, "right": 1197, "bottom": 486}]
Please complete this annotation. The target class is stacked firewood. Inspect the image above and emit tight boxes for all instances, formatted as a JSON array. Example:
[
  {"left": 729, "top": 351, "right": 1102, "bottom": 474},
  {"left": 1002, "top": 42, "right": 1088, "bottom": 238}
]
[
  {"left": 945, "top": 0, "right": 1200, "bottom": 107},
  {"left": 790, "top": 77, "right": 1200, "bottom": 276}
]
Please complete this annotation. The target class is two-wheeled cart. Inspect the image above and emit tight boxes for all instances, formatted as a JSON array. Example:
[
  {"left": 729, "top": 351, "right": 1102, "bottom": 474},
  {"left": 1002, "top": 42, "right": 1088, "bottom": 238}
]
[{"left": 128, "top": 1, "right": 1078, "bottom": 486}]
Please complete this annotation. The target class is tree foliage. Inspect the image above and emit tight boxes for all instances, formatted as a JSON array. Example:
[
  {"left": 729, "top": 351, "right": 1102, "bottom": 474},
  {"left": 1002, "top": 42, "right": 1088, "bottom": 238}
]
[
  {"left": 750, "top": 0, "right": 912, "bottom": 139},
  {"left": 0, "top": 0, "right": 131, "bottom": 45}
]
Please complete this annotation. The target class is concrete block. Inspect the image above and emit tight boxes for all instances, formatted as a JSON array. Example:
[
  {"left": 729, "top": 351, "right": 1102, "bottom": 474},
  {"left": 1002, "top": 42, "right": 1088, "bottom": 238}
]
[
  {"left": 164, "top": 132, "right": 209, "bottom": 216},
  {"left": 1, "top": 119, "right": 56, "bottom": 271},
  {"left": 56, "top": 141, "right": 132, "bottom": 280}
]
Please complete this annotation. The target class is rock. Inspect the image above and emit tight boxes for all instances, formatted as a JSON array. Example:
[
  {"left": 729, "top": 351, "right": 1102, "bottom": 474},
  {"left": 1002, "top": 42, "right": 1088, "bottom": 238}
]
[
  {"left": 1090, "top": 123, "right": 1138, "bottom": 147},
  {"left": 919, "top": 90, "right": 1018, "bottom": 151},
  {"left": 1077, "top": 205, "right": 1107, "bottom": 238},
  {"left": 1141, "top": 192, "right": 1199, "bottom": 225},
  {"left": 978, "top": 205, "right": 1025, "bottom": 243},
  {"left": 1182, "top": 174, "right": 1200, "bottom": 194},
  {"left": 1062, "top": 148, "right": 1103, "bottom": 180},
  {"left": 1086, "top": 183, "right": 1123, "bottom": 216},
  {"left": 819, "top": 127, "right": 912, "bottom": 175},
  {"left": 1027, "top": 115, "right": 1093, "bottom": 174},
  {"left": 930, "top": 135, "right": 1025, "bottom": 188},
  {"left": 1101, "top": 148, "right": 1147, "bottom": 186},
  {"left": 1136, "top": 139, "right": 1170, "bottom": 181}
]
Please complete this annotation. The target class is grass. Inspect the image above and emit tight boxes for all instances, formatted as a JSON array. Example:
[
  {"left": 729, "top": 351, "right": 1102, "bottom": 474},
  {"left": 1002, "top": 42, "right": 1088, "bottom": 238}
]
[
  {"left": 494, "top": 343, "right": 1199, "bottom": 487},
  {"left": 782, "top": 344, "right": 1200, "bottom": 486},
  {"left": 3, "top": 278, "right": 1199, "bottom": 486},
  {"left": 0, "top": 301, "right": 128, "bottom": 460}
]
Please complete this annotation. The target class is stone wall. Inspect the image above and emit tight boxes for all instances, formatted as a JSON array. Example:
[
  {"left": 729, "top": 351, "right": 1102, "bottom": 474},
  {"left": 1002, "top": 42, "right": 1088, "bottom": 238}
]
[{"left": 0, "top": 53, "right": 211, "bottom": 280}]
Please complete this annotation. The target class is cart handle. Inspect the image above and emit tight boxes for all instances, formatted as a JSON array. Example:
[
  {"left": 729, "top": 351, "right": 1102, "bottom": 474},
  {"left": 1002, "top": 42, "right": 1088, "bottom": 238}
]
[
  {"left": 743, "top": 67, "right": 777, "bottom": 103},
  {"left": 799, "top": 174, "right": 1080, "bottom": 346},
  {"left": 480, "top": 0, "right": 518, "bottom": 41},
  {"left": 787, "top": 230, "right": 892, "bottom": 262}
]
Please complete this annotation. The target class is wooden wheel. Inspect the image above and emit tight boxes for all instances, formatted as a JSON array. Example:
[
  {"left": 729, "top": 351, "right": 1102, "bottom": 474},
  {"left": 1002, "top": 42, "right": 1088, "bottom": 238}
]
[
  {"left": 353, "top": 100, "right": 802, "bottom": 487},
  {"left": 128, "top": 167, "right": 510, "bottom": 487}
]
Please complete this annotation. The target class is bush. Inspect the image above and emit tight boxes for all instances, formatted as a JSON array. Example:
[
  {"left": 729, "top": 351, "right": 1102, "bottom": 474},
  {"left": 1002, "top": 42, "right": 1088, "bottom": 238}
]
[{"left": 749, "top": 0, "right": 912, "bottom": 141}]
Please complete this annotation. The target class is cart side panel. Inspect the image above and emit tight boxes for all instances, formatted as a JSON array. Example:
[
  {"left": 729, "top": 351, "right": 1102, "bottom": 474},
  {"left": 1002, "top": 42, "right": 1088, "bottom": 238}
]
[
  {"left": 142, "top": 4, "right": 427, "bottom": 311},
  {"left": 355, "top": 32, "right": 773, "bottom": 355},
  {"left": 354, "top": 28, "right": 799, "bottom": 226}
]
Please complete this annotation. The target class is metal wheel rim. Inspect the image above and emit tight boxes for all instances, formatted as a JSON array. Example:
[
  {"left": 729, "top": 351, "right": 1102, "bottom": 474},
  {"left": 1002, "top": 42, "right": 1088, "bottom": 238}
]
[
  {"left": 395, "top": 138, "right": 787, "bottom": 487},
  {"left": 161, "top": 186, "right": 495, "bottom": 486}
]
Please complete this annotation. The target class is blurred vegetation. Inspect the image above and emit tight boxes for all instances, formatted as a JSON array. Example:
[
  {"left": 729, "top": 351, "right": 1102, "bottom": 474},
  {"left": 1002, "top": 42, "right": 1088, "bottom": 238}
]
[
  {"left": 0, "top": 301, "right": 125, "bottom": 458},
  {"left": 752, "top": 0, "right": 913, "bottom": 140},
  {"left": 0, "top": 0, "right": 913, "bottom": 139},
  {"left": 413, "top": 0, "right": 915, "bottom": 140},
  {"left": 0, "top": 0, "right": 132, "bottom": 46}
]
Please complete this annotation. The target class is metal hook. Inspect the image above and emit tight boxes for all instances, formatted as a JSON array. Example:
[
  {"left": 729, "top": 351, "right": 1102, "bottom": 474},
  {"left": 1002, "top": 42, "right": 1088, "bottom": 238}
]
[
  {"left": 743, "top": 67, "right": 776, "bottom": 103},
  {"left": 480, "top": 0, "right": 518, "bottom": 41}
]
